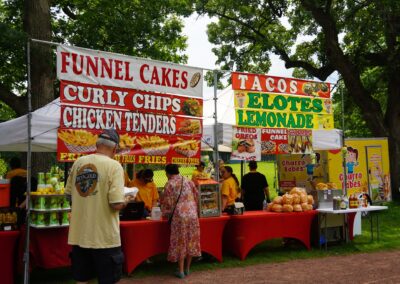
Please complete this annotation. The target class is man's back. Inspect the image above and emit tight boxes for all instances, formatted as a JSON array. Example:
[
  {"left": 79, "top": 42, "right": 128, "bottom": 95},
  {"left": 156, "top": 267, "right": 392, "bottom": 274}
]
[
  {"left": 66, "top": 153, "right": 124, "bottom": 249},
  {"left": 242, "top": 172, "right": 268, "bottom": 209}
]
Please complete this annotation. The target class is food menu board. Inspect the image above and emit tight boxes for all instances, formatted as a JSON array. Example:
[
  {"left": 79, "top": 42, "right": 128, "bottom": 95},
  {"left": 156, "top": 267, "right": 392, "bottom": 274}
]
[
  {"left": 230, "top": 126, "right": 312, "bottom": 159},
  {"left": 56, "top": 45, "right": 204, "bottom": 165},
  {"left": 57, "top": 130, "right": 201, "bottom": 165}
]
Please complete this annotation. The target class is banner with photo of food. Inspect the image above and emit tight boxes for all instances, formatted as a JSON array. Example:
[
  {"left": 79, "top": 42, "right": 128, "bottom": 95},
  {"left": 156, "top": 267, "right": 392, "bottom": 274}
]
[
  {"left": 60, "top": 81, "right": 203, "bottom": 118},
  {"left": 261, "top": 128, "right": 289, "bottom": 154},
  {"left": 230, "top": 127, "right": 261, "bottom": 161},
  {"left": 57, "top": 45, "right": 203, "bottom": 98},
  {"left": 287, "top": 129, "right": 313, "bottom": 154},
  {"left": 57, "top": 129, "right": 201, "bottom": 164},
  {"left": 232, "top": 72, "right": 330, "bottom": 98},
  {"left": 59, "top": 105, "right": 203, "bottom": 137}
]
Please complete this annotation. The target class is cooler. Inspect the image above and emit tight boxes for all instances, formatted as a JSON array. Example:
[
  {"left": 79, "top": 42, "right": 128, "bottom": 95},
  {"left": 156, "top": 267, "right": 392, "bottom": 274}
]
[{"left": 0, "top": 181, "right": 10, "bottom": 208}]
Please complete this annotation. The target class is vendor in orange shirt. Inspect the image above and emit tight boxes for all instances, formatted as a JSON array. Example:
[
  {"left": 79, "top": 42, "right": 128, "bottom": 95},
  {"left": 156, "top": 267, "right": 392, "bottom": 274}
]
[
  {"left": 128, "top": 169, "right": 159, "bottom": 215},
  {"left": 6, "top": 157, "right": 27, "bottom": 180},
  {"left": 220, "top": 166, "right": 240, "bottom": 213},
  {"left": 191, "top": 161, "right": 209, "bottom": 182}
]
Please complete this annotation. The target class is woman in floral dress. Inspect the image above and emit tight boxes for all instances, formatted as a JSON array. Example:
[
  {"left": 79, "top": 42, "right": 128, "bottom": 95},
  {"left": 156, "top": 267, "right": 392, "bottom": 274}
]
[{"left": 161, "top": 164, "right": 201, "bottom": 279}]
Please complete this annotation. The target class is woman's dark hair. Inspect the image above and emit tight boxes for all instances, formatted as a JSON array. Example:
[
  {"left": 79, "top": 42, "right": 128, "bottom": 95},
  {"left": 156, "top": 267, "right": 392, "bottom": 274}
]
[
  {"left": 137, "top": 169, "right": 154, "bottom": 180},
  {"left": 136, "top": 170, "right": 144, "bottom": 179},
  {"left": 165, "top": 164, "right": 179, "bottom": 175},
  {"left": 224, "top": 166, "right": 239, "bottom": 186}
]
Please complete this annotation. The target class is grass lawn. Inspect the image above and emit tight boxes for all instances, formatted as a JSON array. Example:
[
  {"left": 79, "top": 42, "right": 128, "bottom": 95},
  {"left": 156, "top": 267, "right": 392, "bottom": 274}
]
[{"left": 27, "top": 201, "right": 400, "bottom": 283}]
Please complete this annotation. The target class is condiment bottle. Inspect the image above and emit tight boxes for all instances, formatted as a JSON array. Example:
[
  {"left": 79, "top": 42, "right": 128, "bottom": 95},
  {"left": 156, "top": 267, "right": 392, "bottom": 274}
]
[{"left": 340, "top": 196, "right": 347, "bottom": 210}]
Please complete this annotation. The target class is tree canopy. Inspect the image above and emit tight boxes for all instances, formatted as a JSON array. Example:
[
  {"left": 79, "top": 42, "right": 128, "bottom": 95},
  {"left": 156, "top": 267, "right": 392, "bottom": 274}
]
[
  {"left": 0, "top": 0, "right": 192, "bottom": 116},
  {"left": 195, "top": 0, "right": 400, "bottom": 198}
]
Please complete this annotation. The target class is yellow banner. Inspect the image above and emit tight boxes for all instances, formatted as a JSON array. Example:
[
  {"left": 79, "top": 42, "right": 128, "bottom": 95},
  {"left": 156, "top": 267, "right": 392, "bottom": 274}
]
[
  {"left": 235, "top": 109, "right": 333, "bottom": 130},
  {"left": 234, "top": 91, "right": 333, "bottom": 130},
  {"left": 327, "top": 138, "right": 391, "bottom": 201},
  {"left": 234, "top": 91, "right": 333, "bottom": 114}
]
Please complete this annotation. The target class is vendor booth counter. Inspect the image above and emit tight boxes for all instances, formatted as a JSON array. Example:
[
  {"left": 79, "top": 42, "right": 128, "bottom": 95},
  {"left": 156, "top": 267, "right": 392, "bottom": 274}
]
[
  {"left": 223, "top": 211, "right": 318, "bottom": 260},
  {"left": 120, "top": 215, "right": 230, "bottom": 274},
  {"left": 18, "top": 225, "right": 71, "bottom": 269},
  {"left": 0, "top": 230, "right": 20, "bottom": 284}
]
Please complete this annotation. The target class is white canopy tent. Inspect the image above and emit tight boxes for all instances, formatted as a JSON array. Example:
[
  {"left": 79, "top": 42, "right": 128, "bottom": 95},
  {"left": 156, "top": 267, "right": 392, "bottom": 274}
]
[{"left": 0, "top": 99, "right": 60, "bottom": 152}]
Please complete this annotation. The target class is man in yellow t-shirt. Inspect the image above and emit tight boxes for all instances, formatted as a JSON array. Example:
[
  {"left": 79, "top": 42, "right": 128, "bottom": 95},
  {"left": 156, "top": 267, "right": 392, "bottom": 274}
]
[
  {"left": 65, "top": 129, "right": 126, "bottom": 284},
  {"left": 129, "top": 169, "right": 159, "bottom": 214}
]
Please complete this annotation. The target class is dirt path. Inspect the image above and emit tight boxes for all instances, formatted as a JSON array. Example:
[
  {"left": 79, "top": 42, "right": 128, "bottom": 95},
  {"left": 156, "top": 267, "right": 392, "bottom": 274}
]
[{"left": 120, "top": 250, "right": 400, "bottom": 284}]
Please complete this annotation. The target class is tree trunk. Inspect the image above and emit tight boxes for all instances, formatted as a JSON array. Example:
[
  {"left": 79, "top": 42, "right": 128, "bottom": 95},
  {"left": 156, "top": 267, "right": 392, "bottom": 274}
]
[
  {"left": 24, "top": 0, "right": 54, "bottom": 175},
  {"left": 387, "top": 137, "right": 400, "bottom": 200}
]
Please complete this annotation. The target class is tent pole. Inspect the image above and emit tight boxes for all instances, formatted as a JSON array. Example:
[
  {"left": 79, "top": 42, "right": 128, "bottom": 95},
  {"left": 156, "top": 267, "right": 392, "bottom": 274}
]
[
  {"left": 341, "top": 84, "right": 347, "bottom": 196},
  {"left": 23, "top": 39, "right": 32, "bottom": 284},
  {"left": 213, "top": 70, "right": 219, "bottom": 183}
]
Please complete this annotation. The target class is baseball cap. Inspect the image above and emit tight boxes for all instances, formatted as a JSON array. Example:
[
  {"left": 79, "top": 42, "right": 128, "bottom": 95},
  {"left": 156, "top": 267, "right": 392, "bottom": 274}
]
[{"left": 98, "top": 129, "right": 120, "bottom": 146}]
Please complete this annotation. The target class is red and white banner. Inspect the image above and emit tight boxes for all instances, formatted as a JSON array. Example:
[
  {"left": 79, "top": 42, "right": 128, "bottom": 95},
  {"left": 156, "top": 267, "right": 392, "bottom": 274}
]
[
  {"left": 60, "top": 81, "right": 203, "bottom": 117},
  {"left": 60, "top": 105, "right": 203, "bottom": 136},
  {"left": 261, "top": 128, "right": 289, "bottom": 154},
  {"left": 232, "top": 72, "right": 330, "bottom": 98},
  {"left": 57, "top": 45, "right": 203, "bottom": 98}
]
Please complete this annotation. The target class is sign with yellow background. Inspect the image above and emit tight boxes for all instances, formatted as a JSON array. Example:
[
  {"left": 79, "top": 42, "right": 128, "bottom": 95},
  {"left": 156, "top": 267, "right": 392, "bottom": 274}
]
[
  {"left": 234, "top": 91, "right": 333, "bottom": 130},
  {"left": 327, "top": 138, "right": 391, "bottom": 202}
]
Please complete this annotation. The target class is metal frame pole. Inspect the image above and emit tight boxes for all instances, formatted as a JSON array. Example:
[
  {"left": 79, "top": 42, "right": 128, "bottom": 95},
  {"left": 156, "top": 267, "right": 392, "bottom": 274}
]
[
  {"left": 213, "top": 70, "right": 219, "bottom": 183},
  {"left": 23, "top": 39, "right": 33, "bottom": 284},
  {"left": 341, "top": 85, "right": 347, "bottom": 196}
]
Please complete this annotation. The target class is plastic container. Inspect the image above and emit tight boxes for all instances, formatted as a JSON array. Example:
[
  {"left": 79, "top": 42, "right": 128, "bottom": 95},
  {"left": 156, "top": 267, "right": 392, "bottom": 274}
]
[
  {"left": 150, "top": 207, "right": 162, "bottom": 220},
  {"left": 0, "top": 181, "right": 10, "bottom": 208}
]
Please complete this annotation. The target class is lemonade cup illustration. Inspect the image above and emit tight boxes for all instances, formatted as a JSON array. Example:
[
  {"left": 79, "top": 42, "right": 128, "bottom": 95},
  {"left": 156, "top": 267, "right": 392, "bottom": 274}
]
[{"left": 236, "top": 92, "right": 246, "bottom": 108}]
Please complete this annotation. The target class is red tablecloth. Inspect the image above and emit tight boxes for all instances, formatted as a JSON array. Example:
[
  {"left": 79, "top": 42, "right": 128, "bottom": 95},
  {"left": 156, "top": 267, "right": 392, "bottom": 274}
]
[
  {"left": 0, "top": 230, "right": 20, "bottom": 284},
  {"left": 120, "top": 216, "right": 230, "bottom": 274},
  {"left": 223, "top": 210, "right": 318, "bottom": 260},
  {"left": 19, "top": 226, "right": 71, "bottom": 270}
]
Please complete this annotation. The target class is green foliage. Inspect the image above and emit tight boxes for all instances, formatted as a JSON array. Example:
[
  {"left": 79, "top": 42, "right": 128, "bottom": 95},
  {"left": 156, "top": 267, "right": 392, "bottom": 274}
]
[
  {"left": 194, "top": 0, "right": 400, "bottom": 139},
  {"left": 0, "top": 101, "right": 16, "bottom": 121},
  {"left": 52, "top": 0, "right": 192, "bottom": 63},
  {"left": 0, "top": 0, "right": 193, "bottom": 109},
  {"left": 0, "top": 0, "right": 27, "bottom": 95}
]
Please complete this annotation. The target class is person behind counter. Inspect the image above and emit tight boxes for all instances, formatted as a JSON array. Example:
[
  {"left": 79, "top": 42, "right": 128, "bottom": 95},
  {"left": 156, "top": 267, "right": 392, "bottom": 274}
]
[
  {"left": 6, "top": 157, "right": 27, "bottom": 180},
  {"left": 220, "top": 166, "right": 240, "bottom": 213},
  {"left": 65, "top": 128, "right": 126, "bottom": 284},
  {"left": 6, "top": 157, "right": 38, "bottom": 210},
  {"left": 128, "top": 169, "right": 159, "bottom": 216},
  {"left": 191, "top": 161, "right": 209, "bottom": 182},
  {"left": 161, "top": 164, "right": 201, "bottom": 279},
  {"left": 241, "top": 161, "right": 270, "bottom": 211}
]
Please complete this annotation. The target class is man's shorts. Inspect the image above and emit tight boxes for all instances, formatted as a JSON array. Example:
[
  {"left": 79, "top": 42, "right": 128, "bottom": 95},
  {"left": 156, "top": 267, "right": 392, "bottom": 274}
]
[{"left": 70, "top": 245, "right": 124, "bottom": 284}]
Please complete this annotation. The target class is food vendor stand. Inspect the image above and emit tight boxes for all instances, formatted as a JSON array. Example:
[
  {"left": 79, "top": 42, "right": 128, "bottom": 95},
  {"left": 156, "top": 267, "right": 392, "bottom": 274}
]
[{"left": 0, "top": 41, "right": 392, "bottom": 282}]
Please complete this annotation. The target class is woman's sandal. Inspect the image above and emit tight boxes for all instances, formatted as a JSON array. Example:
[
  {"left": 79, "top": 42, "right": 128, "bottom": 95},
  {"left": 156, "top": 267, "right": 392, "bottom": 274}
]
[
  {"left": 174, "top": 271, "right": 185, "bottom": 279},
  {"left": 184, "top": 269, "right": 190, "bottom": 276}
]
